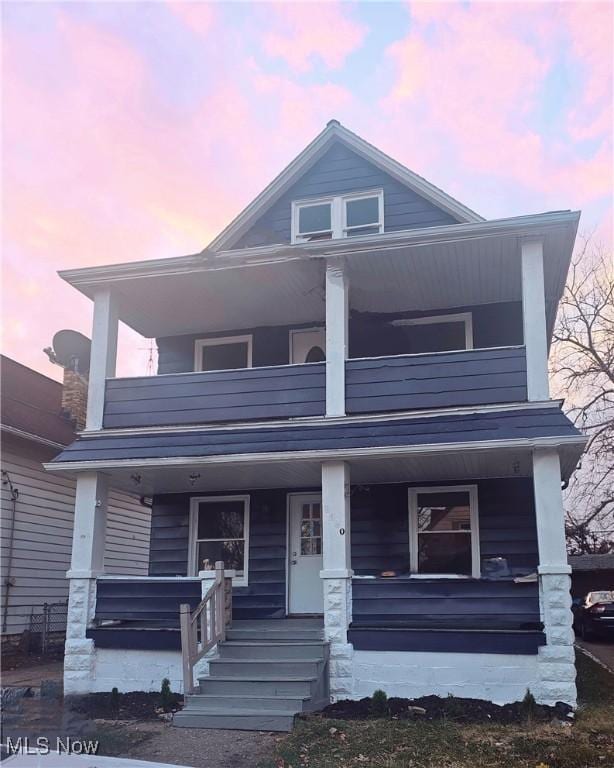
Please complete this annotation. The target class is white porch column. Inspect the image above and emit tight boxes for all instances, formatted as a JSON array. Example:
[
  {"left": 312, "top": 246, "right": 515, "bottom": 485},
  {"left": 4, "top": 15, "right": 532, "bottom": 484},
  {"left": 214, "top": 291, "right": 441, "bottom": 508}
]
[
  {"left": 521, "top": 239, "right": 550, "bottom": 401},
  {"left": 532, "top": 448, "right": 576, "bottom": 707},
  {"left": 64, "top": 472, "right": 109, "bottom": 694},
  {"left": 325, "top": 258, "right": 349, "bottom": 417},
  {"left": 321, "top": 460, "right": 353, "bottom": 699},
  {"left": 86, "top": 288, "right": 118, "bottom": 431}
]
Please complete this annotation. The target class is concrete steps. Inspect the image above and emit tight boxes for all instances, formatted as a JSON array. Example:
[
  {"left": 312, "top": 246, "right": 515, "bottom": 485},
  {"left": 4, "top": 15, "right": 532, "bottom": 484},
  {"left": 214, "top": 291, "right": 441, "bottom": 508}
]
[{"left": 173, "top": 619, "right": 328, "bottom": 732}]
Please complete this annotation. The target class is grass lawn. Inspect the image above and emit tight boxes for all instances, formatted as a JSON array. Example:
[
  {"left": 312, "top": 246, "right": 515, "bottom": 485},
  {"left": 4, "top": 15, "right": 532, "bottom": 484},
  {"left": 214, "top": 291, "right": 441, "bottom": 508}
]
[{"left": 261, "top": 650, "right": 614, "bottom": 768}]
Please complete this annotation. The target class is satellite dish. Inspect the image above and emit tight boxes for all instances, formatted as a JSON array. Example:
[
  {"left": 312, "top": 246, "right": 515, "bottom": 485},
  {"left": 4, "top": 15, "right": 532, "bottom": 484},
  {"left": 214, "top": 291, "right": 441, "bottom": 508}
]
[{"left": 49, "top": 330, "right": 91, "bottom": 374}]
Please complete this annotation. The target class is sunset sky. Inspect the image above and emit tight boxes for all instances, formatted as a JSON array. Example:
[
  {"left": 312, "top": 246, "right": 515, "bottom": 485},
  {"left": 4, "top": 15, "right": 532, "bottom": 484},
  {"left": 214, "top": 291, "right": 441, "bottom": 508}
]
[{"left": 2, "top": 1, "right": 612, "bottom": 380}]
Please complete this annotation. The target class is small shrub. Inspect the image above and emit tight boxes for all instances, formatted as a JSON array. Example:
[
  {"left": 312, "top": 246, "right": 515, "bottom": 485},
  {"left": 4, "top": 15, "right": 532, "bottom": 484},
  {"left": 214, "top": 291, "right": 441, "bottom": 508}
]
[
  {"left": 370, "top": 688, "right": 389, "bottom": 716},
  {"left": 110, "top": 687, "right": 120, "bottom": 718},
  {"left": 160, "top": 678, "right": 173, "bottom": 712},
  {"left": 521, "top": 688, "right": 538, "bottom": 721}
]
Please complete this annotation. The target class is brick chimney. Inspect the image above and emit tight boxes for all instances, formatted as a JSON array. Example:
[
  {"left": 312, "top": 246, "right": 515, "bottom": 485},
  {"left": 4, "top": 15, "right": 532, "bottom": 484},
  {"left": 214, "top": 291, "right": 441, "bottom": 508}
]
[{"left": 61, "top": 368, "right": 88, "bottom": 430}]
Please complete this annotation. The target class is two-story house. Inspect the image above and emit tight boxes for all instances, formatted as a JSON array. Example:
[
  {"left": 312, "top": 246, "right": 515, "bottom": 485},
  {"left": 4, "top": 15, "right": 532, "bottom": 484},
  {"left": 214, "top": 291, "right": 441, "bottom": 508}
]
[{"left": 47, "top": 121, "right": 585, "bottom": 731}]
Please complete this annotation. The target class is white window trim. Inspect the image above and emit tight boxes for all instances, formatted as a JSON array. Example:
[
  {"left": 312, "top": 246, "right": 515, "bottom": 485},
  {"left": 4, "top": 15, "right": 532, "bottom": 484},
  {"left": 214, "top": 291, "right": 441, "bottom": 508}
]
[
  {"left": 408, "top": 484, "right": 480, "bottom": 579},
  {"left": 291, "top": 189, "right": 384, "bottom": 244},
  {"left": 288, "top": 326, "right": 326, "bottom": 365},
  {"left": 193, "top": 334, "right": 253, "bottom": 372},
  {"left": 188, "top": 494, "right": 250, "bottom": 586},
  {"left": 392, "top": 312, "right": 474, "bottom": 351}
]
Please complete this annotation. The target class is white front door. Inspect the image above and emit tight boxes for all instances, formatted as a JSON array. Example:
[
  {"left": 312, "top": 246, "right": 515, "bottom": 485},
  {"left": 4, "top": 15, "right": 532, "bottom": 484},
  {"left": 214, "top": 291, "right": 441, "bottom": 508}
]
[
  {"left": 288, "top": 494, "right": 324, "bottom": 614},
  {"left": 290, "top": 328, "right": 326, "bottom": 364}
]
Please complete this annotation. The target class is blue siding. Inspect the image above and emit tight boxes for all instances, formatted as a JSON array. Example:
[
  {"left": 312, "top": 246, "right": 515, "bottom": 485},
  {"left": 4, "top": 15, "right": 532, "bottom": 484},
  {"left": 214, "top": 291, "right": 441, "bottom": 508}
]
[
  {"left": 351, "top": 578, "right": 541, "bottom": 630},
  {"left": 156, "top": 304, "right": 523, "bottom": 376},
  {"left": 346, "top": 347, "right": 527, "bottom": 414},
  {"left": 94, "top": 579, "right": 201, "bottom": 627},
  {"left": 347, "top": 627, "right": 546, "bottom": 654},
  {"left": 351, "top": 478, "right": 539, "bottom": 578},
  {"left": 103, "top": 363, "right": 325, "bottom": 429},
  {"left": 148, "top": 489, "right": 290, "bottom": 620},
  {"left": 231, "top": 142, "right": 457, "bottom": 249}
]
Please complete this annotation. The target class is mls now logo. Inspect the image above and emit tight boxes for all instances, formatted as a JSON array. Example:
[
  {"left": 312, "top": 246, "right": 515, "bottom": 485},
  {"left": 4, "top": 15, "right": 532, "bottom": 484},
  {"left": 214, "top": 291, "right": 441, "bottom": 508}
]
[{"left": 5, "top": 737, "right": 100, "bottom": 755}]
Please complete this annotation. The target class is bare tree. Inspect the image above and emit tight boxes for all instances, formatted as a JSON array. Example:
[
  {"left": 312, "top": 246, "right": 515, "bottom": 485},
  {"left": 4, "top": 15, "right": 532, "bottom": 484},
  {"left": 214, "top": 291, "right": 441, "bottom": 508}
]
[{"left": 551, "top": 237, "right": 613, "bottom": 554}]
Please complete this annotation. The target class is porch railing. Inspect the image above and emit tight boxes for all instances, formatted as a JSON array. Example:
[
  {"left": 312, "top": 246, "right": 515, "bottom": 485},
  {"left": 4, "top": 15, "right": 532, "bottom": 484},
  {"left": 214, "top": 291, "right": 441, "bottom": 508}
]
[{"left": 179, "top": 561, "right": 232, "bottom": 694}]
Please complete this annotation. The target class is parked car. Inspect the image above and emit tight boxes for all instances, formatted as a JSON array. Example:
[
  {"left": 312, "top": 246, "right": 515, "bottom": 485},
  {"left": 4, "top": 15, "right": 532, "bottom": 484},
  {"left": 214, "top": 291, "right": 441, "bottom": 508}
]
[{"left": 573, "top": 590, "right": 614, "bottom": 640}]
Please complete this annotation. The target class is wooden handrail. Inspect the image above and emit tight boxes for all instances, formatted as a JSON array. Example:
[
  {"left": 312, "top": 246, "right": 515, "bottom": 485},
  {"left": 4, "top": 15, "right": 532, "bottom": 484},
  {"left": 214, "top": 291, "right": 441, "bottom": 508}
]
[{"left": 180, "top": 560, "right": 232, "bottom": 694}]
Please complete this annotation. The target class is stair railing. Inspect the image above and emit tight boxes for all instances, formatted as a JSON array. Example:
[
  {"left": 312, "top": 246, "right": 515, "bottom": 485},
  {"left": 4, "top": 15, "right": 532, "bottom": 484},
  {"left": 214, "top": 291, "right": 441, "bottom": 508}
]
[{"left": 180, "top": 560, "right": 232, "bottom": 694}]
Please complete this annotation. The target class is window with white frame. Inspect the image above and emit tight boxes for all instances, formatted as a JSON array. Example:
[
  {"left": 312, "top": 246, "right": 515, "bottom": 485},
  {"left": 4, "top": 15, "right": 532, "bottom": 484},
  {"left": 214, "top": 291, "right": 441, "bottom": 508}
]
[
  {"left": 194, "top": 335, "right": 253, "bottom": 372},
  {"left": 291, "top": 190, "right": 384, "bottom": 243},
  {"left": 408, "top": 486, "right": 480, "bottom": 578},
  {"left": 189, "top": 496, "right": 250, "bottom": 585},
  {"left": 392, "top": 313, "right": 473, "bottom": 354}
]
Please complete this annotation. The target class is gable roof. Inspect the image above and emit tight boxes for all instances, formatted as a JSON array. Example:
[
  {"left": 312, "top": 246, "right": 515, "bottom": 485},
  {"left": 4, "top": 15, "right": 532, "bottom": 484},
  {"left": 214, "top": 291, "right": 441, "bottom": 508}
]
[
  {"left": 1, "top": 355, "right": 76, "bottom": 449},
  {"left": 207, "top": 120, "right": 484, "bottom": 252}
]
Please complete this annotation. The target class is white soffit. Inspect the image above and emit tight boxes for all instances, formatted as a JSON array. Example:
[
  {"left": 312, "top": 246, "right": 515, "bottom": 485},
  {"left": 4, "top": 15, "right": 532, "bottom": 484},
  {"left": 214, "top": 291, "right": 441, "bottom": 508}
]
[
  {"left": 58, "top": 211, "right": 579, "bottom": 338},
  {"left": 52, "top": 442, "right": 581, "bottom": 496}
]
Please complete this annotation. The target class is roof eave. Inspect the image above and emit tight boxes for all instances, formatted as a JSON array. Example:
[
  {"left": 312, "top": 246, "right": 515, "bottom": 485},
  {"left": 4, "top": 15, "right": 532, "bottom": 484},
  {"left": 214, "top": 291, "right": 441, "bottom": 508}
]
[{"left": 58, "top": 209, "right": 581, "bottom": 298}]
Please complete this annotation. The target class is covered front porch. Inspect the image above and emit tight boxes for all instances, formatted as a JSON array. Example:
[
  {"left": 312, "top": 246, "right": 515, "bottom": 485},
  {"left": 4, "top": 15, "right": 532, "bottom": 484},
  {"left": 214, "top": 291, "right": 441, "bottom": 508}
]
[{"left": 51, "top": 422, "right": 583, "bottom": 704}]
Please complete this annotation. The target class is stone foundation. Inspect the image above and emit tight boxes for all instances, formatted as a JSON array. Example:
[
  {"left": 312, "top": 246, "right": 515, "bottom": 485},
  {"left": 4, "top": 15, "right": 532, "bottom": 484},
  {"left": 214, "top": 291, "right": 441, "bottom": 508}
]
[{"left": 322, "top": 575, "right": 353, "bottom": 699}]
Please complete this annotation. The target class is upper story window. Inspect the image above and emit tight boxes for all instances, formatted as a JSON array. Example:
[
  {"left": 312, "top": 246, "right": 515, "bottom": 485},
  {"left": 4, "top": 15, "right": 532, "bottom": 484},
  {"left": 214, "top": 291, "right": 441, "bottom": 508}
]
[
  {"left": 291, "top": 190, "right": 384, "bottom": 244},
  {"left": 392, "top": 313, "right": 473, "bottom": 354},
  {"left": 194, "top": 335, "right": 253, "bottom": 372}
]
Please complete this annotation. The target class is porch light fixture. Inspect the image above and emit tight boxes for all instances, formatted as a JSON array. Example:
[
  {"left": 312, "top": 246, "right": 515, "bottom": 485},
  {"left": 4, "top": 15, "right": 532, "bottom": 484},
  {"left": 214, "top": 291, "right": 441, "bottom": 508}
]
[
  {"left": 189, "top": 473, "right": 201, "bottom": 487},
  {"left": 130, "top": 473, "right": 142, "bottom": 486}
]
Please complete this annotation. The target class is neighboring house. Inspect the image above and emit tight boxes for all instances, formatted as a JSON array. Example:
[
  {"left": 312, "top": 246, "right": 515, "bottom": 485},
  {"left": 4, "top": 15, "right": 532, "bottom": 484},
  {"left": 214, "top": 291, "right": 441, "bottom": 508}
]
[
  {"left": 0, "top": 355, "right": 151, "bottom": 640},
  {"left": 47, "top": 121, "right": 585, "bottom": 729},
  {"left": 569, "top": 553, "right": 614, "bottom": 598}
]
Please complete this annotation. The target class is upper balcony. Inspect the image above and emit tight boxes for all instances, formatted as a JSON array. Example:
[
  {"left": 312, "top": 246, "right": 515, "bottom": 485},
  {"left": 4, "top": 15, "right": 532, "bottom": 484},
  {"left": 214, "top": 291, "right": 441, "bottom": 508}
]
[{"left": 59, "top": 211, "right": 579, "bottom": 433}]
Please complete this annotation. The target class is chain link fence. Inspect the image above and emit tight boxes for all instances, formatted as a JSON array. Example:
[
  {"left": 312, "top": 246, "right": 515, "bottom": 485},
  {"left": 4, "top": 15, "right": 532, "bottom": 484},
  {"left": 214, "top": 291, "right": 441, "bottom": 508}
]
[{"left": 27, "top": 601, "right": 68, "bottom": 655}]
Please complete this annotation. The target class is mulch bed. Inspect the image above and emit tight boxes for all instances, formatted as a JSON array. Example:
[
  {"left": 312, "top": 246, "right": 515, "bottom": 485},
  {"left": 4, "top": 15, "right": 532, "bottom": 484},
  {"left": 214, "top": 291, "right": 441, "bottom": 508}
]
[
  {"left": 69, "top": 691, "right": 183, "bottom": 721},
  {"left": 320, "top": 694, "right": 572, "bottom": 724}
]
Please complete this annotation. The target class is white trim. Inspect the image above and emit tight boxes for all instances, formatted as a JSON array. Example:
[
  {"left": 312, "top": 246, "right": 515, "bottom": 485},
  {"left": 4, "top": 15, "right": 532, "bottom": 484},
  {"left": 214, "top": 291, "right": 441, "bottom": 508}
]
[
  {"left": 289, "top": 326, "right": 325, "bottom": 365},
  {"left": 208, "top": 121, "right": 482, "bottom": 251},
  {"left": 58, "top": 210, "right": 580, "bottom": 295},
  {"left": 78, "top": 397, "right": 557, "bottom": 439},
  {"left": 521, "top": 239, "right": 549, "bottom": 400},
  {"left": 1, "top": 424, "right": 67, "bottom": 450},
  {"left": 291, "top": 189, "right": 384, "bottom": 244},
  {"left": 392, "top": 312, "right": 474, "bottom": 351},
  {"left": 341, "top": 189, "right": 384, "bottom": 238},
  {"left": 188, "top": 494, "right": 250, "bottom": 586},
  {"left": 86, "top": 289, "right": 118, "bottom": 431},
  {"left": 408, "top": 484, "right": 480, "bottom": 578},
  {"left": 325, "top": 259, "right": 348, "bottom": 416},
  {"left": 44, "top": 434, "right": 588, "bottom": 473},
  {"left": 193, "top": 334, "right": 253, "bottom": 372}
]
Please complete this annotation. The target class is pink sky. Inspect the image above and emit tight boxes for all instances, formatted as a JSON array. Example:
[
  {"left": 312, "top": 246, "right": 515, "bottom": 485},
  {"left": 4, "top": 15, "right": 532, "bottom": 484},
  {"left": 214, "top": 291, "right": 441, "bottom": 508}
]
[{"left": 2, "top": 1, "right": 612, "bottom": 380}]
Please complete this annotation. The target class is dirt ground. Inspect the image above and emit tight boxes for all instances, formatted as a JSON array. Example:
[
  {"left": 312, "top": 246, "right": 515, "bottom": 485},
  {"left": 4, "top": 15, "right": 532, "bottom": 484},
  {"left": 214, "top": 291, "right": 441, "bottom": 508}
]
[
  {"left": 1, "top": 659, "right": 64, "bottom": 687},
  {"left": 99, "top": 721, "right": 279, "bottom": 768}
]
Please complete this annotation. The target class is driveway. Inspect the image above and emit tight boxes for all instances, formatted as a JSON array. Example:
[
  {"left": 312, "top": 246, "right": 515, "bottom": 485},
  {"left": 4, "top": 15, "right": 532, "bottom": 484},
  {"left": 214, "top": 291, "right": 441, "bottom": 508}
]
[
  {"left": 576, "top": 638, "right": 614, "bottom": 673},
  {"left": 2, "top": 661, "right": 63, "bottom": 688}
]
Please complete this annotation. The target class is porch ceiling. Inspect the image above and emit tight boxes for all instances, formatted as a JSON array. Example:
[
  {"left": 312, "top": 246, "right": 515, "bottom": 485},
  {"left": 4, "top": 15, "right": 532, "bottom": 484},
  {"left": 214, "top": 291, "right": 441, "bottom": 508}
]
[
  {"left": 59, "top": 212, "right": 579, "bottom": 339},
  {"left": 56, "top": 444, "right": 582, "bottom": 497}
]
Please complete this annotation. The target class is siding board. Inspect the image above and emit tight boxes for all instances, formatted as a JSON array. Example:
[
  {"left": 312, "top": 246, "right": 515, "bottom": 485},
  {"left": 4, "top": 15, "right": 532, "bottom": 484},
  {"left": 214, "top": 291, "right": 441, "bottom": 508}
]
[
  {"left": 346, "top": 347, "right": 527, "bottom": 414},
  {"left": 0, "top": 441, "right": 152, "bottom": 634},
  {"left": 103, "top": 363, "right": 325, "bottom": 429},
  {"left": 231, "top": 142, "right": 456, "bottom": 249}
]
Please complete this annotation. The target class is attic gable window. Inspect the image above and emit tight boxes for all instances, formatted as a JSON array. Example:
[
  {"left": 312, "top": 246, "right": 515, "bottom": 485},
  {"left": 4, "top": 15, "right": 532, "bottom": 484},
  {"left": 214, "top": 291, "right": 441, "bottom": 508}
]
[{"left": 292, "top": 190, "right": 383, "bottom": 244}]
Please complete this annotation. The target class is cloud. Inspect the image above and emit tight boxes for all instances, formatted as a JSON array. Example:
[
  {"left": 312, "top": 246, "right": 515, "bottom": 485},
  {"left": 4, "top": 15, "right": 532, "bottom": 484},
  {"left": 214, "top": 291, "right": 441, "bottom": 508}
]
[
  {"left": 261, "top": 2, "right": 367, "bottom": 73},
  {"left": 381, "top": 1, "right": 612, "bottom": 218}
]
